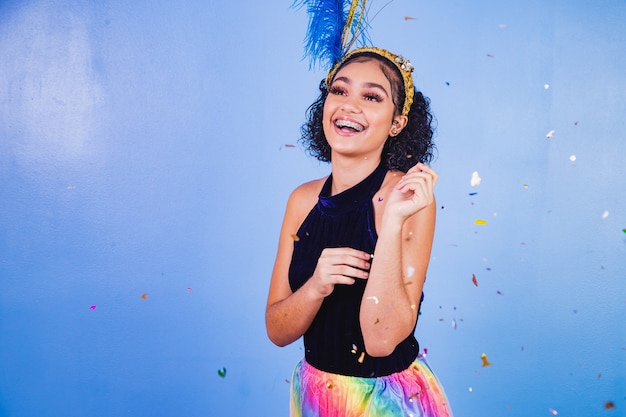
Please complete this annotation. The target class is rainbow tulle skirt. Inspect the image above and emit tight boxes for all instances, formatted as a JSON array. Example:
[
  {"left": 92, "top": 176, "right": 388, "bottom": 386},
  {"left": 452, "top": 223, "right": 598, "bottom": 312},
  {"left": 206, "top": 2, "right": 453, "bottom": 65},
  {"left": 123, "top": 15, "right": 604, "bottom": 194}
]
[{"left": 290, "top": 356, "right": 453, "bottom": 417}]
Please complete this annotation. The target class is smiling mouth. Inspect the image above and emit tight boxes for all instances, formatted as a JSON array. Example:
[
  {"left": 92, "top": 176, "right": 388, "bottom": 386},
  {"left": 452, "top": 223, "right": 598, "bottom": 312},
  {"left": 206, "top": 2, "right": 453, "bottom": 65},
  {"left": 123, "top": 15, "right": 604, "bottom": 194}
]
[{"left": 335, "top": 119, "right": 365, "bottom": 132}]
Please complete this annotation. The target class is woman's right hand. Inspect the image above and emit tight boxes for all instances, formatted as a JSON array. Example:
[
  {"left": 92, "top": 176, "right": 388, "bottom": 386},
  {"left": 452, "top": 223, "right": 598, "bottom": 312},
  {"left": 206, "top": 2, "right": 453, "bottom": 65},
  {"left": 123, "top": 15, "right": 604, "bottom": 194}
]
[{"left": 309, "top": 247, "right": 372, "bottom": 297}]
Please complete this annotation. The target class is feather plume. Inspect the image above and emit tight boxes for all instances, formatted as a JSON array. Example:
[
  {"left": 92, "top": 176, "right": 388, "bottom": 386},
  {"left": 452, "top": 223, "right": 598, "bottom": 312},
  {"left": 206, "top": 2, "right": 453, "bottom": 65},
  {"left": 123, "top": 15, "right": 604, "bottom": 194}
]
[{"left": 292, "top": 0, "right": 370, "bottom": 70}]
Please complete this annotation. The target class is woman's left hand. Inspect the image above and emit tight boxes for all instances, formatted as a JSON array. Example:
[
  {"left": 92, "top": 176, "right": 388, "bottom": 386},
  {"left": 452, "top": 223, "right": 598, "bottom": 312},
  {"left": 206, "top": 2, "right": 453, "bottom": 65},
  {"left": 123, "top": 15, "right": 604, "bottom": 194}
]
[{"left": 385, "top": 163, "right": 438, "bottom": 221}]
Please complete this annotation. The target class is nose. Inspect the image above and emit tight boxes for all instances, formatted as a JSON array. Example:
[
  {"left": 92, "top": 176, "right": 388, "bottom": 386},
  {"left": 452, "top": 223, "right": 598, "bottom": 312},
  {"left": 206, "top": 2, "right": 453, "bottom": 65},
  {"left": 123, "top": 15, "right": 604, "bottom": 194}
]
[{"left": 340, "top": 94, "right": 361, "bottom": 113}]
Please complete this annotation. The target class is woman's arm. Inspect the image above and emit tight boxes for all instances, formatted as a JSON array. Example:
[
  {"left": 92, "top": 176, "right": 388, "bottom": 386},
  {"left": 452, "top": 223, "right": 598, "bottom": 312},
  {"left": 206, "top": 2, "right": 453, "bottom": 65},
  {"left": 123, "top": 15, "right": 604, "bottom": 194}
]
[
  {"left": 265, "top": 182, "right": 372, "bottom": 347},
  {"left": 360, "top": 163, "right": 438, "bottom": 357}
]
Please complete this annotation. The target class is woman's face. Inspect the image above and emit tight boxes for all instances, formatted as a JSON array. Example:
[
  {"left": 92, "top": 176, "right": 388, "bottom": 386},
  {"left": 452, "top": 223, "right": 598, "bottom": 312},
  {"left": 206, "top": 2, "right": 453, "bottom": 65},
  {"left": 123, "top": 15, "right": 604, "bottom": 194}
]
[{"left": 323, "top": 59, "right": 404, "bottom": 161}]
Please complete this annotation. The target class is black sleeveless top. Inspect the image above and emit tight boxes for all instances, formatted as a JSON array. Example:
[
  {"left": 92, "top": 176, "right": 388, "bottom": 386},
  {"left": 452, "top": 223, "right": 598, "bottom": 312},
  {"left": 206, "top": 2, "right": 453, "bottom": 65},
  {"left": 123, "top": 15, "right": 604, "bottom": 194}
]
[{"left": 288, "top": 161, "right": 419, "bottom": 377}]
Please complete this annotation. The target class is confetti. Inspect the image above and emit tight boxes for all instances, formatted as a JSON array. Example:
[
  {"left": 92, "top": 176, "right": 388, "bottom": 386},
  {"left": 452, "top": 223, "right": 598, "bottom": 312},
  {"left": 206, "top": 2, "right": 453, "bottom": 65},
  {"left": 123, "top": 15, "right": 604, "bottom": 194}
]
[
  {"left": 358, "top": 352, "right": 365, "bottom": 363},
  {"left": 486, "top": 54, "right": 495, "bottom": 58},
  {"left": 523, "top": 183, "right": 529, "bottom": 189},
  {"left": 470, "top": 171, "right": 481, "bottom": 186},
  {"left": 141, "top": 293, "right": 148, "bottom": 300},
  {"left": 569, "top": 155, "right": 577, "bottom": 162},
  {"left": 326, "top": 381, "right": 334, "bottom": 389},
  {"left": 472, "top": 274, "right": 478, "bottom": 287},
  {"left": 622, "top": 229, "right": 626, "bottom": 234},
  {"left": 546, "top": 130, "right": 555, "bottom": 139},
  {"left": 89, "top": 305, "right": 97, "bottom": 310},
  {"left": 445, "top": 81, "right": 450, "bottom": 86},
  {"left": 602, "top": 211, "right": 609, "bottom": 219},
  {"left": 351, "top": 344, "right": 358, "bottom": 354},
  {"left": 284, "top": 144, "right": 296, "bottom": 148},
  {"left": 291, "top": 234, "right": 300, "bottom": 241},
  {"left": 605, "top": 401, "right": 615, "bottom": 409},
  {"left": 187, "top": 287, "right": 192, "bottom": 291},
  {"left": 404, "top": 16, "right": 416, "bottom": 20},
  {"left": 378, "top": 197, "right": 384, "bottom": 202},
  {"left": 544, "top": 84, "right": 550, "bottom": 89},
  {"left": 549, "top": 408, "right": 558, "bottom": 415},
  {"left": 367, "top": 296, "right": 379, "bottom": 304},
  {"left": 451, "top": 319, "right": 457, "bottom": 330},
  {"left": 468, "top": 387, "right": 473, "bottom": 392},
  {"left": 498, "top": 23, "right": 506, "bottom": 28},
  {"left": 481, "top": 353, "right": 492, "bottom": 367},
  {"left": 217, "top": 367, "right": 226, "bottom": 378},
  {"left": 469, "top": 192, "right": 478, "bottom": 196},
  {"left": 407, "top": 265, "right": 415, "bottom": 277},
  {"left": 474, "top": 219, "right": 487, "bottom": 225}
]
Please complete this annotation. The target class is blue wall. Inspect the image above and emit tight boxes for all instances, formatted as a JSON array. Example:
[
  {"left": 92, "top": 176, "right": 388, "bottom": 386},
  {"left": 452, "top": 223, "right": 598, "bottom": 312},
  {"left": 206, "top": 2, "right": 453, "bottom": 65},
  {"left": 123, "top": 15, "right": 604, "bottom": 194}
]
[{"left": 1, "top": 1, "right": 625, "bottom": 416}]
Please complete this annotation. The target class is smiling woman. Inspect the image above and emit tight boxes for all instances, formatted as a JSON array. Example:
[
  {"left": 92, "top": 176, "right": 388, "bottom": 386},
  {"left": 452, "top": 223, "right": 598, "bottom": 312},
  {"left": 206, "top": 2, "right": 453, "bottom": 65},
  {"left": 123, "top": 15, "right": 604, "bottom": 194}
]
[{"left": 264, "top": 2, "right": 453, "bottom": 412}]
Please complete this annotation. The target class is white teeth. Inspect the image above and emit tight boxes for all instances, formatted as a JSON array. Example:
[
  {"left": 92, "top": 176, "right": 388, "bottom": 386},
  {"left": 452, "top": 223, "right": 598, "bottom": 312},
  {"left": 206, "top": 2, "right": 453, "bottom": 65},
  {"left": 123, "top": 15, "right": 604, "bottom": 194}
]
[{"left": 335, "top": 119, "right": 364, "bottom": 132}]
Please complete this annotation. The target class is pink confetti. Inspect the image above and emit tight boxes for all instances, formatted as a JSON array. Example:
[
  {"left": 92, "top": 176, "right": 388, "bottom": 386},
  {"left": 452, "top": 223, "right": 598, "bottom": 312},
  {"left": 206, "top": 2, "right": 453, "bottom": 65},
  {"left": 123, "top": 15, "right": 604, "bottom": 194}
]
[
  {"left": 187, "top": 287, "right": 192, "bottom": 291},
  {"left": 89, "top": 305, "right": 96, "bottom": 310},
  {"left": 549, "top": 408, "right": 558, "bottom": 415}
]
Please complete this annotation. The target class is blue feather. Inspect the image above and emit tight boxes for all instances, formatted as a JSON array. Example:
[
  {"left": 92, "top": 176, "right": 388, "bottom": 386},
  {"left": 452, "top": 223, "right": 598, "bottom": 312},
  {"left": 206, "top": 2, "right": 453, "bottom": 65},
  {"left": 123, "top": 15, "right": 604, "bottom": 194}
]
[{"left": 293, "top": 0, "right": 369, "bottom": 70}]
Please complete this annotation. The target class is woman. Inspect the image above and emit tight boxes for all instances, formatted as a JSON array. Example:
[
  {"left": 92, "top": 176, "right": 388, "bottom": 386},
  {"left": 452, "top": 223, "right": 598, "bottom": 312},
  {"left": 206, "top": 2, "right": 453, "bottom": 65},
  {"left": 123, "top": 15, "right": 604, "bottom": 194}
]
[{"left": 266, "top": 47, "right": 453, "bottom": 416}]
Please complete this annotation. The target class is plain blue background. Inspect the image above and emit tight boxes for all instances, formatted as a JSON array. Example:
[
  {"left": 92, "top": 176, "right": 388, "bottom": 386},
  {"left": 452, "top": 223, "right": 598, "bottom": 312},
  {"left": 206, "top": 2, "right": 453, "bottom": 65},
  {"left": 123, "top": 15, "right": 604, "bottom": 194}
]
[{"left": 1, "top": 1, "right": 625, "bottom": 416}]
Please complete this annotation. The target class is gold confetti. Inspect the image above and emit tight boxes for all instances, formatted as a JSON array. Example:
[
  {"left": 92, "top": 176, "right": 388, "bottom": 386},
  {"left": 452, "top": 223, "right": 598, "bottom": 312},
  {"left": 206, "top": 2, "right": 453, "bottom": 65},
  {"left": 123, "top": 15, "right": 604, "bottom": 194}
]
[
  {"left": 605, "top": 401, "right": 615, "bottom": 409},
  {"left": 404, "top": 16, "right": 416, "bottom": 20},
  {"left": 481, "top": 353, "right": 492, "bottom": 367},
  {"left": 358, "top": 352, "right": 365, "bottom": 363},
  {"left": 290, "top": 234, "right": 300, "bottom": 241},
  {"left": 326, "top": 381, "right": 334, "bottom": 389},
  {"left": 141, "top": 293, "right": 148, "bottom": 300},
  {"left": 472, "top": 274, "right": 478, "bottom": 287},
  {"left": 474, "top": 219, "right": 487, "bottom": 225},
  {"left": 523, "top": 184, "right": 529, "bottom": 189}
]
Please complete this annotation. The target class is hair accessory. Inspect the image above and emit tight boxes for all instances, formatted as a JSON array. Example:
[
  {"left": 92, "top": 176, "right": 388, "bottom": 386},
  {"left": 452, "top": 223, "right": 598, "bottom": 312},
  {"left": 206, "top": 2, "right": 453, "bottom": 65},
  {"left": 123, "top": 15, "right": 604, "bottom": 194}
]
[{"left": 294, "top": 0, "right": 416, "bottom": 116}]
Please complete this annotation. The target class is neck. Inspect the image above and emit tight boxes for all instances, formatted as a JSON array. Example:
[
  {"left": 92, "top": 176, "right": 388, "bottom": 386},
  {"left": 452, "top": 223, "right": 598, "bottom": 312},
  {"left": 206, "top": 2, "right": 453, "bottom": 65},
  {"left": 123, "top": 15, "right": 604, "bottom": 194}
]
[{"left": 329, "top": 155, "right": 382, "bottom": 195}]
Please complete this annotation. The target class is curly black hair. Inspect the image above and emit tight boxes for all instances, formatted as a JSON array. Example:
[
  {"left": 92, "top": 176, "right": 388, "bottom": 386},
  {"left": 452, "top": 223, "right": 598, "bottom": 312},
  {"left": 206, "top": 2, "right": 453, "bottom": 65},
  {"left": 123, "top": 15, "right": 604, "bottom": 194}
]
[{"left": 299, "top": 52, "right": 436, "bottom": 173}]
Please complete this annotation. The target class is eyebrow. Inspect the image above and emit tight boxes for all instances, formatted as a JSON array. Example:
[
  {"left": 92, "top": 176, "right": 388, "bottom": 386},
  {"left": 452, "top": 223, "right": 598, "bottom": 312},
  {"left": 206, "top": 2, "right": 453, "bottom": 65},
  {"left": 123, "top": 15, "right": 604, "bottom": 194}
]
[{"left": 333, "top": 76, "right": 389, "bottom": 97}]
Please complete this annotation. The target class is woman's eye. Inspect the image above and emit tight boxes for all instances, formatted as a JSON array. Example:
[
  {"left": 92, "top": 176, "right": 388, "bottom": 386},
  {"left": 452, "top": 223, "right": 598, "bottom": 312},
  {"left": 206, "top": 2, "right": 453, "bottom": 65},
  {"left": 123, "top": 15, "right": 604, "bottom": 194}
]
[
  {"left": 364, "top": 93, "right": 382, "bottom": 102},
  {"left": 329, "top": 86, "right": 346, "bottom": 96}
]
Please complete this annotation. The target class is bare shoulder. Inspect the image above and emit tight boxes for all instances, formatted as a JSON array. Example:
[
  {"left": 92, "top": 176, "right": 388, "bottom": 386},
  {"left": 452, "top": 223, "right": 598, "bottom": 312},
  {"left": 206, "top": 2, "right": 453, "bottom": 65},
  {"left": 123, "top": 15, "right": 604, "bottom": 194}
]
[{"left": 286, "top": 176, "right": 327, "bottom": 223}]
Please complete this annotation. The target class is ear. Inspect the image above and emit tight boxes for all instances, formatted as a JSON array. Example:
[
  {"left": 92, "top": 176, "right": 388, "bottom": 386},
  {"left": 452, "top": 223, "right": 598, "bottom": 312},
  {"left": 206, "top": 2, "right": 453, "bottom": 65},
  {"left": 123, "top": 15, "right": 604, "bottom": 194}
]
[{"left": 389, "top": 115, "right": 408, "bottom": 137}]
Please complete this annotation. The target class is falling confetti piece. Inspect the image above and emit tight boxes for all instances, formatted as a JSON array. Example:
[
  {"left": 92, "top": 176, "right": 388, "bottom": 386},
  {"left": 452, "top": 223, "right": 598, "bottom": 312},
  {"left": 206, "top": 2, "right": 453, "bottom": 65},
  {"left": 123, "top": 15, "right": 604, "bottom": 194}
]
[
  {"left": 622, "top": 229, "right": 626, "bottom": 234},
  {"left": 498, "top": 23, "right": 506, "bottom": 28},
  {"left": 187, "top": 287, "right": 192, "bottom": 291},
  {"left": 470, "top": 171, "right": 481, "bottom": 186},
  {"left": 358, "top": 352, "right": 365, "bottom": 363},
  {"left": 445, "top": 81, "right": 450, "bottom": 86},
  {"left": 141, "top": 293, "right": 148, "bottom": 300},
  {"left": 351, "top": 344, "right": 358, "bottom": 354},
  {"left": 486, "top": 53, "right": 495, "bottom": 58},
  {"left": 474, "top": 219, "right": 487, "bottom": 225},
  {"left": 90, "top": 305, "right": 96, "bottom": 310},
  {"left": 326, "top": 382, "right": 334, "bottom": 389},
  {"left": 378, "top": 197, "right": 383, "bottom": 202},
  {"left": 569, "top": 155, "right": 577, "bottom": 162},
  {"left": 497, "top": 290, "right": 503, "bottom": 295},
  {"left": 472, "top": 274, "right": 478, "bottom": 287},
  {"left": 544, "top": 84, "right": 550, "bottom": 89},
  {"left": 468, "top": 387, "right": 473, "bottom": 392},
  {"left": 481, "top": 353, "right": 492, "bottom": 367},
  {"left": 602, "top": 211, "right": 609, "bottom": 219},
  {"left": 523, "top": 183, "right": 529, "bottom": 189},
  {"left": 549, "top": 408, "right": 558, "bottom": 415},
  {"left": 574, "top": 121, "right": 579, "bottom": 126},
  {"left": 284, "top": 144, "right": 296, "bottom": 148},
  {"left": 367, "top": 296, "right": 379, "bottom": 304},
  {"left": 217, "top": 367, "right": 226, "bottom": 378},
  {"left": 605, "top": 401, "right": 615, "bottom": 409},
  {"left": 291, "top": 234, "right": 300, "bottom": 241},
  {"left": 407, "top": 265, "right": 415, "bottom": 277},
  {"left": 469, "top": 192, "right": 478, "bottom": 196},
  {"left": 546, "top": 130, "right": 555, "bottom": 139},
  {"left": 451, "top": 319, "right": 457, "bottom": 330},
  {"left": 404, "top": 16, "right": 416, "bottom": 20}
]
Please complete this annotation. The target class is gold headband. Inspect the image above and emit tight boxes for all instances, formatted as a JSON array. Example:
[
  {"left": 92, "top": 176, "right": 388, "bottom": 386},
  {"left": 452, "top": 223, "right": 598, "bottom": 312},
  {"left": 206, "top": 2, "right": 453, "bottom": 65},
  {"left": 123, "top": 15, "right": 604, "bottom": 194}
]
[{"left": 325, "top": 46, "right": 415, "bottom": 117}]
